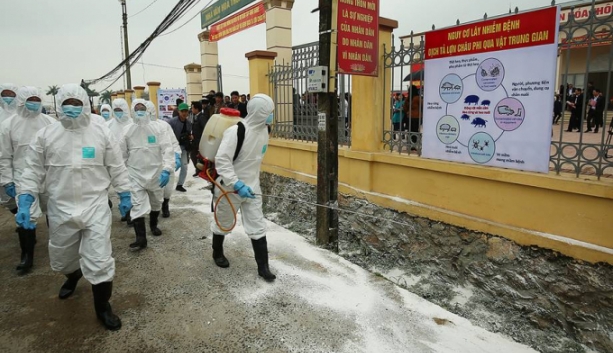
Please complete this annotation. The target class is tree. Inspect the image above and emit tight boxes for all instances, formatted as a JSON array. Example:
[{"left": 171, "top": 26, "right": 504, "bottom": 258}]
[
  {"left": 46, "top": 85, "right": 59, "bottom": 115},
  {"left": 100, "top": 90, "right": 113, "bottom": 104},
  {"left": 79, "top": 81, "right": 100, "bottom": 108}
]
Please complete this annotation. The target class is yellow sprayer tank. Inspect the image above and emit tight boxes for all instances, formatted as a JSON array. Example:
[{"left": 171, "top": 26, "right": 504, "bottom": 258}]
[{"left": 199, "top": 108, "right": 243, "bottom": 162}]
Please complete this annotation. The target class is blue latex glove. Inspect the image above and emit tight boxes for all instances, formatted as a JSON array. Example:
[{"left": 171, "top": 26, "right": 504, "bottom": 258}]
[
  {"left": 117, "top": 192, "right": 132, "bottom": 217},
  {"left": 16, "top": 194, "right": 35, "bottom": 230},
  {"left": 234, "top": 180, "right": 255, "bottom": 199},
  {"left": 4, "top": 183, "right": 16, "bottom": 198},
  {"left": 159, "top": 170, "right": 171, "bottom": 188},
  {"left": 174, "top": 153, "right": 181, "bottom": 171}
]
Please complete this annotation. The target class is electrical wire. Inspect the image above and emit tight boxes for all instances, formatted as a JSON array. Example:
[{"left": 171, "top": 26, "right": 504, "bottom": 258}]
[
  {"left": 128, "top": 0, "right": 160, "bottom": 18},
  {"left": 85, "top": 0, "right": 204, "bottom": 86},
  {"left": 160, "top": 0, "right": 215, "bottom": 37}
]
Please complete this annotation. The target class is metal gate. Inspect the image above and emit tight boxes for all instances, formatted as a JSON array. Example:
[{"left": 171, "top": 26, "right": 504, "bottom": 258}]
[
  {"left": 268, "top": 42, "right": 352, "bottom": 146},
  {"left": 382, "top": 1, "right": 613, "bottom": 179},
  {"left": 217, "top": 64, "right": 223, "bottom": 94}
]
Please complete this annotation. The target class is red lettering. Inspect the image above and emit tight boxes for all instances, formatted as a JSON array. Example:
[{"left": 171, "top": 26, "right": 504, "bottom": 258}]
[
  {"left": 596, "top": 7, "right": 604, "bottom": 15},
  {"left": 605, "top": 5, "right": 612, "bottom": 14},
  {"left": 560, "top": 12, "right": 567, "bottom": 21},
  {"left": 581, "top": 9, "right": 589, "bottom": 18}
]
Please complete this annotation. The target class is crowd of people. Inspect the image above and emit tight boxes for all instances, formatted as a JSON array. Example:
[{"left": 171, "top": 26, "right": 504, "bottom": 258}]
[
  {"left": 0, "top": 83, "right": 275, "bottom": 331},
  {"left": 558, "top": 82, "right": 607, "bottom": 133}
]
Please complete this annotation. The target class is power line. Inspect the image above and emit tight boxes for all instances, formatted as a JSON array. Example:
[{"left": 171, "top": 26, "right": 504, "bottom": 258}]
[
  {"left": 160, "top": 0, "right": 215, "bottom": 37},
  {"left": 129, "top": 0, "right": 160, "bottom": 18},
  {"left": 85, "top": 0, "right": 204, "bottom": 86}
]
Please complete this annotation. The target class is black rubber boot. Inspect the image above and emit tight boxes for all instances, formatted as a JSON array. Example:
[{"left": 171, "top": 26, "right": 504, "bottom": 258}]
[
  {"left": 129, "top": 217, "right": 147, "bottom": 251},
  {"left": 10, "top": 207, "right": 18, "bottom": 215},
  {"left": 108, "top": 199, "right": 113, "bottom": 209},
  {"left": 162, "top": 199, "right": 170, "bottom": 218},
  {"left": 212, "top": 234, "right": 229, "bottom": 268},
  {"left": 59, "top": 269, "right": 83, "bottom": 299},
  {"left": 92, "top": 281, "right": 122, "bottom": 331},
  {"left": 251, "top": 237, "right": 276, "bottom": 282},
  {"left": 150, "top": 211, "right": 162, "bottom": 236},
  {"left": 16, "top": 228, "right": 35, "bottom": 276},
  {"left": 126, "top": 211, "right": 133, "bottom": 226}
]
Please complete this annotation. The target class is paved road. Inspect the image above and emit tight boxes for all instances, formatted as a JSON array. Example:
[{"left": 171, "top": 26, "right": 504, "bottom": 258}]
[{"left": 0, "top": 168, "right": 536, "bottom": 353}]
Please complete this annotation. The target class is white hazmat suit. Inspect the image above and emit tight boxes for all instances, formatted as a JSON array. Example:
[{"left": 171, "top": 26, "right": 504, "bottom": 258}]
[
  {"left": 120, "top": 99, "right": 174, "bottom": 249},
  {"left": 209, "top": 94, "right": 276, "bottom": 282},
  {"left": 107, "top": 99, "right": 132, "bottom": 141},
  {"left": 0, "top": 86, "right": 55, "bottom": 219},
  {"left": 0, "top": 83, "right": 19, "bottom": 210},
  {"left": 19, "top": 84, "right": 132, "bottom": 284},
  {"left": 146, "top": 101, "right": 181, "bottom": 215},
  {"left": 120, "top": 99, "right": 174, "bottom": 219},
  {"left": 0, "top": 86, "right": 56, "bottom": 275}
]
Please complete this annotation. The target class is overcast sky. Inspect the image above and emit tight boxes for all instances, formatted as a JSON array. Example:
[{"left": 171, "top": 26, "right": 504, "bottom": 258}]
[{"left": 0, "top": 0, "right": 576, "bottom": 104}]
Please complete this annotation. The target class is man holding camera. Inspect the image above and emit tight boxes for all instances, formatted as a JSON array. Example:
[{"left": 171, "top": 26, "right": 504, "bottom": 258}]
[{"left": 167, "top": 103, "right": 192, "bottom": 192}]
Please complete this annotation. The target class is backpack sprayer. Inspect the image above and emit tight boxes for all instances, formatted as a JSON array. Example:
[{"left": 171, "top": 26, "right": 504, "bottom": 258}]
[{"left": 195, "top": 108, "right": 244, "bottom": 232}]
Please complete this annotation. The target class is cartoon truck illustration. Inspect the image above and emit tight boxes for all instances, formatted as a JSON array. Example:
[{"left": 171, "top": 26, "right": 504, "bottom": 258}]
[
  {"left": 497, "top": 105, "right": 514, "bottom": 115},
  {"left": 461, "top": 114, "right": 470, "bottom": 120},
  {"left": 481, "top": 100, "right": 491, "bottom": 106},
  {"left": 450, "top": 127, "right": 457, "bottom": 132},
  {"left": 471, "top": 117, "right": 487, "bottom": 128},
  {"left": 454, "top": 85, "right": 461, "bottom": 90},
  {"left": 439, "top": 124, "right": 451, "bottom": 132},
  {"left": 464, "top": 95, "right": 480, "bottom": 105},
  {"left": 441, "top": 82, "right": 455, "bottom": 90}
]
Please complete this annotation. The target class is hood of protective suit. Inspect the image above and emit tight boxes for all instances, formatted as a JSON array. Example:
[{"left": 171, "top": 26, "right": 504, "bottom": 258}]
[
  {"left": 15, "top": 86, "right": 43, "bottom": 119},
  {"left": 112, "top": 99, "right": 131, "bottom": 123},
  {"left": 57, "top": 84, "right": 91, "bottom": 130},
  {"left": 131, "top": 98, "right": 150, "bottom": 125},
  {"left": 244, "top": 94, "right": 274, "bottom": 129},
  {"left": 0, "top": 83, "right": 19, "bottom": 113},
  {"left": 145, "top": 101, "right": 157, "bottom": 121},
  {"left": 100, "top": 104, "right": 112, "bottom": 121}
]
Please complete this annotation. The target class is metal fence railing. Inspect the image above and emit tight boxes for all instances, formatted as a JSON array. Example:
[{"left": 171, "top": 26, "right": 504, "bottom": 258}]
[
  {"left": 382, "top": 1, "right": 613, "bottom": 180},
  {"left": 268, "top": 42, "right": 352, "bottom": 146}
]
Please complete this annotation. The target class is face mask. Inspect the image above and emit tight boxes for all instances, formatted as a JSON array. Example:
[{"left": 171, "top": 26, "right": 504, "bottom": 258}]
[
  {"left": 114, "top": 111, "right": 124, "bottom": 119},
  {"left": 135, "top": 110, "right": 147, "bottom": 118},
  {"left": 62, "top": 105, "right": 83, "bottom": 119},
  {"left": 2, "top": 97, "right": 15, "bottom": 105},
  {"left": 101, "top": 111, "right": 110, "bottom": 119},
  {"left": 25, "top": 102, "right": 42, "bottom": 112},
  {"left": 266, "top": 113, "right": 274, "bottom": 125}
]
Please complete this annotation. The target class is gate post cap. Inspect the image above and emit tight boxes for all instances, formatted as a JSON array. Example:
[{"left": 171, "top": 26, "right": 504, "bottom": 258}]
[{"left": 245, "top": 50, "right": 278, "bottom": 60}]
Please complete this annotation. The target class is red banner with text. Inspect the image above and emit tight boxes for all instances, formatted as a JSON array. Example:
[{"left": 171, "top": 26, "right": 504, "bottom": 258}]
[
  {"left": 209, "top": 2, "right": 265, "bottom": 42},
  {"left": 337, "top": 0, "right": 380, "bottom": 76},
  {"left": 425, "top": 6, "right": 558, "bottom": 60}
]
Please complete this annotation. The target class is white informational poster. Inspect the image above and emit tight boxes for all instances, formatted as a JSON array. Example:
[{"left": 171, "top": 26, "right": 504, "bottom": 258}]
[
  {"left": 157, "top": 89, "right": 186, "bottom": 121},
  {"left": 421, "top": 6, "right": 560, "bottom": 173}
]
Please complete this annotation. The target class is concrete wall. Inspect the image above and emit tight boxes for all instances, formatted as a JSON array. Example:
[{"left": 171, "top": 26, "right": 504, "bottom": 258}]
[{"left": 261, "top": 140, "right": 613, "bottom": 264}]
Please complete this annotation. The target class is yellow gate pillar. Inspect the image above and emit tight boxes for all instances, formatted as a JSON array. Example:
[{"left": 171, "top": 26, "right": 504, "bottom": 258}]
[
  {"left": 147, "top": 82, "right": 161, "bottom": 112},
  {"left": 351, "top": 17, "right": 398, "bottom": 152},
  {"left": 184, "top": 63, "right": 203, "bottom": 103},
  {"left": 246, "top": 50, "right": 277, "bottom": 97},
  {"left": 198, "top": 30, "right": 220, "bottom": 93},
  {"left": 117, "top": 90, "right": 125, "bottom": 100},
  {"left": 134, "top": 86, "right": 145, "bottom": 99},
  {"left": 263, "top": 0, "right": 294, "bottom": 64},
  {"left": 124, "top": 89, "right": 134, "bottom": 108},
  {"left": 111, "top": 92, "right": 118, "bottom": 103}
]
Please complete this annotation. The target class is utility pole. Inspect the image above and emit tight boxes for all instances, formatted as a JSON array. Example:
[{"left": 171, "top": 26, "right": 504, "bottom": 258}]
[
  {"left": 316, "top": 0, "right": 339, "bottom": 251},
  {"left": 120, "top": 0, "right": 132, "bottom": 89}
]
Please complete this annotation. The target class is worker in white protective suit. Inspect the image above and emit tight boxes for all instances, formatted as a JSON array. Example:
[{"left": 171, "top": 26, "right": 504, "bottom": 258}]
[
  {"left": 100, "top": 104, "right": 112, "bottom": 122},
  {"left": 108, "top": 98, "right": 133, "bottom": 223},
  {"left": 0, "top": 83, "right": 19, "bottom": 213},
  {"left": 145, "top": 101, "right": 182, "bottom": 218},
  {"left": 210, "top": 93, "right": 276, "bottom": 282},
  {"left": 0, "top": 87, "right": 56, "bottom": 276},
  {"left": 120, "top": 99, "right": 175, "bottom": 251},
  {"left": 17, "top": 84, "right": 133, "bottom": 331}
]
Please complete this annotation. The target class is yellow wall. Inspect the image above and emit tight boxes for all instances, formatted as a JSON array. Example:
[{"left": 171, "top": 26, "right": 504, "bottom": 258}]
[{"left": 262, "top": 139, "right": 613, "bottom": 264}]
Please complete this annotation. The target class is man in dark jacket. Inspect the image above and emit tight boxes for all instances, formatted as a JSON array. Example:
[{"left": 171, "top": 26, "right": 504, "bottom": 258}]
[
  {"left": 226, "top": 91, "right": 248, "bottom": 118},
  {"left": 587, "top": 88, "right": 606, "bottom": 133},
  {"left": 190, "top": 101, "right": 210, "bottom": 175}
]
